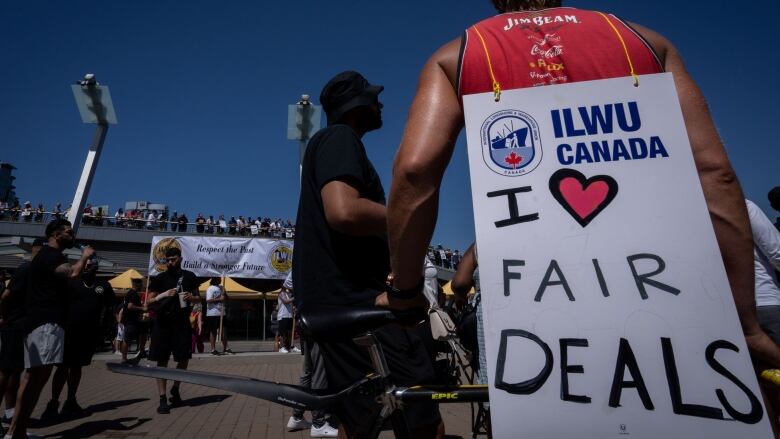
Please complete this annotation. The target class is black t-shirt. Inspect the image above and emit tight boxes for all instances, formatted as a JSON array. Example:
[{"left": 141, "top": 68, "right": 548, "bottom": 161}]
[
  {"left": 148, "top": 269, "right": 199, "bottom": 324},
  {"left": 67, "top": 279, "right": 115, "bottom": 331},
  {"left": 25, "top": 246, "right": 68, "bottom": 332},
  {"left": 5, "top": 262, "right": 30, "bottom": 327},
  {"left": 122, "top": 289, "right": 143, "bottom": 326},
  {"left": 292, "top": 124, "right": 390, "bottom": 311}
]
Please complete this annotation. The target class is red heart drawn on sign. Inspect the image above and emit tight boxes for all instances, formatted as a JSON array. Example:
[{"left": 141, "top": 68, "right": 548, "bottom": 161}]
[{"left": 549, "top": 169, "right": 618, "bottom": 227}]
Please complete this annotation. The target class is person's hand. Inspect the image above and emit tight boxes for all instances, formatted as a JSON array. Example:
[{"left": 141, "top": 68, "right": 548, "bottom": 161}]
[
  {"left": 81, "top": 246, "right": 96, "bottom": 259},
  {"left": 453, "top": 293, "right": 468, "bottom": 309},
  {"left": 183, "top": 292, "right": 193, "bottom": 302},
  {"left": 165, "top": 288, "right": 177, "bottom": 298}
]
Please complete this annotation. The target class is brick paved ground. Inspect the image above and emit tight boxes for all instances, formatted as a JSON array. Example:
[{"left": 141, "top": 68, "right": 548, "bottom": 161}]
[{"left": 18, "top": 351, "right": 476, "bottom": 438}]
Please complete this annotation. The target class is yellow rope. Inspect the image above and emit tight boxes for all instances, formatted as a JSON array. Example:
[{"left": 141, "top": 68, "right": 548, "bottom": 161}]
[
  {"left": 597, "top": 11, "right": 639, "bottom": 87},
  {"left": 472, "top": 25, "right": 501, "bottom": 102}
]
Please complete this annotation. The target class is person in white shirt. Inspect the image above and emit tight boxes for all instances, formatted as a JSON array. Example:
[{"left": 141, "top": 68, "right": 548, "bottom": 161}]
[
  {"left": 205, "top": 278, "right": 232, "bottom": 355},
  {"left": 748, "top": 199, "right": 780, "bottom": 345},
  {"left": 218, "top": 215, "right": 227, "bottom": 235},
  {"left": 146, "top": 211, "right": 156, "bottom": 230},
  {"left": 277, "top": 274, "right": 296, "bottom": 353}
]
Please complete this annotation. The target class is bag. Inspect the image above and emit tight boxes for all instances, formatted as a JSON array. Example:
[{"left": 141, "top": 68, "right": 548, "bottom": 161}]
[
  {"left": 456, "top": 295, "right": 480, "bottom": 354},
  {"left": 429, "top": 307, "right": 457, "bottom": 341}
]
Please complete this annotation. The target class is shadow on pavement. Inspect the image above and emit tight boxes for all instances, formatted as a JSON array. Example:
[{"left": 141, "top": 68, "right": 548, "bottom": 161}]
[
  {"left": 43, "top": 416, "right": 151, "bottom": 438},
  {"left": 29, "top": 398, "right": 149, "bottom": 427},
  {"left": 178, "top": 394, "right": 230, "bottom": 407},
  {"left": 85, "top": 397, "right": 149, "bottom": 415}
]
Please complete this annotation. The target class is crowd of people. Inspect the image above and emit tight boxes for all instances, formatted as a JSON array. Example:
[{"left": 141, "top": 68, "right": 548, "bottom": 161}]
[
  {"left": 0, "top": 203, "right": 296, "bottom": 239},
  {"left": 427, "top": 245, "right": 461, "bottom": 270},
  {"left": 0, "top": 223, "right": 247, "bottom": 438}
]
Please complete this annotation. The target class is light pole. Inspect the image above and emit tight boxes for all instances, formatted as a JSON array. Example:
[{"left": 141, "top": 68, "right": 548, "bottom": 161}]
[
  {"left": 286, "top": 94, "right": 322, "bottom": 183},
  {"left": 67, "top": 73, "right": 117, "bottom": 232}
]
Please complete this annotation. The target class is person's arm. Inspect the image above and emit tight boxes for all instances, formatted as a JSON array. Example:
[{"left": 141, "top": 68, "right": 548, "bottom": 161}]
[
  {"left": 184, "top": 280, "right": 200, "bottom": 303},
  {"left": 146, "top": 278, "right": 176, "bottom": 305},
  {"left": 322, "top": 180, "right": 387, "bottom": 236},
  {"left": 279, "top": 291, "right": 293, "bottom": 305},
  {"left": 54, "top": 247, "right": 95, "bottom": 279},
  {"left": 633, "top": 24, "right": 780, "bottom": 367},
  {"left": 387, "top": 38, "right": 463, "bottom": 295},
  {"left": 451, "top": 244, "right": 477, "bottom": 303}
]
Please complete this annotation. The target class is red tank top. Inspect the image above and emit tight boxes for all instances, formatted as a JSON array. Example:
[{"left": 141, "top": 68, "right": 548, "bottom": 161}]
[{"left": 458, "top": 7, "right": 663, "bottom": 98}]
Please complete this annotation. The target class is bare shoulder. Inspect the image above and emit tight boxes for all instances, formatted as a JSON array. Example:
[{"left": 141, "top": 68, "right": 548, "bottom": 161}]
[
  {"left": 627, "top": 21, "right": 673, "bottom": 62},
  {"left": 427, "top": 36, "right": 463, "bottom": 87}
]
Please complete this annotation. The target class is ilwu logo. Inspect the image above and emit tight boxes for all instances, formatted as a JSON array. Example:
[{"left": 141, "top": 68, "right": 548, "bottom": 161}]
[{"left": 480, "top": 109, "right": 542, "bottom": 176}]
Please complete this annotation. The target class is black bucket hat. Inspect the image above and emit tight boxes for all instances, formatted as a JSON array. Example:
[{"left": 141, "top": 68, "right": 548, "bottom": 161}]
[{"left": 320, "top": 71, "right": 383, "bottom": 125}]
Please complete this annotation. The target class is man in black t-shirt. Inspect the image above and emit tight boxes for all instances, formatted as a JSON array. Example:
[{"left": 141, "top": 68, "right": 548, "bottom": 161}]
[
  {"left": 6, "top": 220, "right": 95, "bottom": 439},
  {"left": 120, "top": 278, "right": 147, "bottom": 364},
  {"left": 292, "top": 71, "right": 440, "bottom": 438},
  {"left": 41, "top": 258, "right": 115, "bottom": 419},
  {"left": 0, "top": 238, "right": 45, "bottom": 426},
  {"left": 146, "top": 246, "right": 199, "bottom": 415}
]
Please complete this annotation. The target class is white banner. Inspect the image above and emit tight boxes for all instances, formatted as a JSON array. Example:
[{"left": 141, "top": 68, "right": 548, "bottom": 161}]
[
  {"left": 463, "top": 73, "right": 770, "bottom": 438},
  {"left": 148, "top": 236, "right": 293, "bottom": 279}
]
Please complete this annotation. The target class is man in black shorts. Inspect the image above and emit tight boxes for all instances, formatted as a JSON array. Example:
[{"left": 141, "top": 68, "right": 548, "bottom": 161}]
[
  {"left": 121, "top": 278, "right": 147, "bottom": 364},
  {"left": 146, "top": 247, "right": 199, "bottom": 414},
  {"left": 292, "top": 71, "right": 442, "bottom": 438},
  {"left": 6, "top": 219, "right": 95, "bottom": 439},
  {"left": 0, "top": 238, "right": 45, "bottom": 428},
  {"left": 41, "top": 257, "right": 115, "bottom": 419}
]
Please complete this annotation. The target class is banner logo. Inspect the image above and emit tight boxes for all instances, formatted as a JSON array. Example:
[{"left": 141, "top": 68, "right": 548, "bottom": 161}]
[
  {"left": 269, "top": 243, "right": 293, "bottom": 275},
  {"left": 152, "top": 237, "right": 181, "bottom": 272},
  {"left": 480, "top": 109, "right": 542, "bottom": 176}
]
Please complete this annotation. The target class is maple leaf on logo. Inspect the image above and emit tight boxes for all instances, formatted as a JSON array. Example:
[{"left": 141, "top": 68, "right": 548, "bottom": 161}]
[{"left": 504, "top": 152, "right": 523, "bottom": 169}]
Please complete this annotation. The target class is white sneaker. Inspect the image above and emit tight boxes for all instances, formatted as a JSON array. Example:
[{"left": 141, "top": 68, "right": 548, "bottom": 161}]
[
  {"left": 311, "top": 422, "right": 338, "bottom": 438},
  {"left": 287, "top": 416, "right": 311, "bottom": 430},
  {"left": 279, "top": 347, "right": 289, "bottom": 353},
  {"left": 292, "top": 346, "right": 301, "bottom": 353}
]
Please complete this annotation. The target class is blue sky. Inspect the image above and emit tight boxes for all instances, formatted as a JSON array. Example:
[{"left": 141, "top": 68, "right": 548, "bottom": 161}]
[{"left": 2, "top": 1, "right": 778, "bottom": 251}]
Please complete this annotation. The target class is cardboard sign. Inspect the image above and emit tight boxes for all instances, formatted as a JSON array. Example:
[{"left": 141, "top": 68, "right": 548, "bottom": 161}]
[
  {"left": 148, "top": 236, "right": 293, "bottom": 279},
  {"left": 462, "top": 73, "right": 771, "bottom": 438}
]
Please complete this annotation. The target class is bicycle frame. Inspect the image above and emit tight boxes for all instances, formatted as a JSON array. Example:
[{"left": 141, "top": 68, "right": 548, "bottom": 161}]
[{"left": 108, "top": 329, "right": 490, "bottom": 438}]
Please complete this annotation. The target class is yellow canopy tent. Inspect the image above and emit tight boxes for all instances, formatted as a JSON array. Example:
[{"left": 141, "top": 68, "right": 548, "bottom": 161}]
[
  {"left": 108, "top": 268, "right": 145, "bottom": 290},
  {"left": 442, "top": 280, "right": 474, "bottom": 296},
  {"left": 262, "top": 288, "right": 281, "bottom": 301},
  {"left": 198, "top": 277, "right": 264, "bottom": 300}
]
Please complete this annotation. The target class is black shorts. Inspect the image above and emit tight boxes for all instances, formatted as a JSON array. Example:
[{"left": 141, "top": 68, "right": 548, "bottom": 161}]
[
  {"left": 319, "top": 325, "right": 441, "bottom": 436},
  {"left": 64, "top": 328, "right": 97, "bottom": 367},
  {"left": 205, "top": 316, "right": 221, "bottom": 335},
  {"left": 758, "top": 305, "right": 780, "bottom": 346},
  {"left": 0, "top": 325, "right": 25, "bottom": 371},
  {"left": 123, "top": 323, "right": 139, "bottom": 342},
  {"left": 278, "top": 318, "right": 292, "bottom": 335},
  {"left": 149, "top": 318, "right": 192, "bottom": 363}
]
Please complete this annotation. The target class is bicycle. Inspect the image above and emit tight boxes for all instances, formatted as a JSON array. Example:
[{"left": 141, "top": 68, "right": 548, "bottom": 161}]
[{"left": 108, "top": 306, "right": 490, "bottom": 439}]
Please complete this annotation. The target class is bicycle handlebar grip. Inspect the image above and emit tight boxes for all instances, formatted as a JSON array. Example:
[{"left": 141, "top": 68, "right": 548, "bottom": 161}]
[{"left": 760, "top": 369, "right": 780, "bottom": 386}]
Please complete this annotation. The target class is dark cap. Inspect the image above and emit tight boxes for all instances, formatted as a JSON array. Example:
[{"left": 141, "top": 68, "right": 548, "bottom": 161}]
[
  {"left": 320, "top": 71, "right": 383, "bottom": 125},
  {"left": 769, "top": 186, "right": 780, "bottom": 205}
]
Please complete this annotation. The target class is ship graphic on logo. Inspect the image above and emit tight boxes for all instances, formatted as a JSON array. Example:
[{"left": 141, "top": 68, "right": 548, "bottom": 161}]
[{"left": 480, "top": 109, "right": 542, "bottom": 176}]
